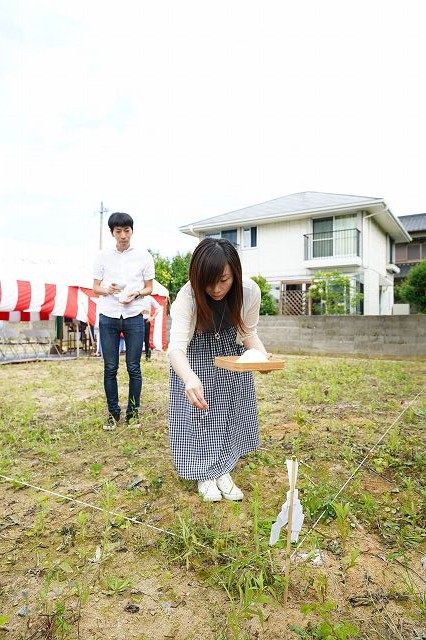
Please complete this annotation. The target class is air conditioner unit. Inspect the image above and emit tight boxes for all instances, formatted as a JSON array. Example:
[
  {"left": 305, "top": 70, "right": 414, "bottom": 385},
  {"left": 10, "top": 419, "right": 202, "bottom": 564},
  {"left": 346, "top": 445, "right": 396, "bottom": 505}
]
[{"left": 386, "top": 263, "right": 400, "bottom": 274}]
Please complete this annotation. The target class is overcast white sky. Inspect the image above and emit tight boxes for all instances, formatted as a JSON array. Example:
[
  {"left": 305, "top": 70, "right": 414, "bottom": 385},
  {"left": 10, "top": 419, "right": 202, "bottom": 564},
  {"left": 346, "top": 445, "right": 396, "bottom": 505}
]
[{"left": 1, "top": 0, "right": 425, "bottom": 277}]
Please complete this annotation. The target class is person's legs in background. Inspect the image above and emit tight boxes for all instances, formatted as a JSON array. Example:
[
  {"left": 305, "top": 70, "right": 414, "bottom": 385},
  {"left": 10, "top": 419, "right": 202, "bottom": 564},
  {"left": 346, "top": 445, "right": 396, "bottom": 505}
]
[
  {"left": 94, "top": 327, "right": 102, "bottom": 356},
  {"left": 99, "top": 314, "right": 122, "bottom": 424},
  {"left": 144, "top": 319, "right": 151, "bottom": 360},
  {"left": 123, "top": 314, "right": 144, "bottom": 422}
]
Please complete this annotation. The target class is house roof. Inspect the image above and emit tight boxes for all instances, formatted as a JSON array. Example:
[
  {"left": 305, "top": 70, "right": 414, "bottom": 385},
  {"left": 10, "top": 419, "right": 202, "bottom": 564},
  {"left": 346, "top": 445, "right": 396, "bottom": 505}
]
[
  {"left": 180, "top": 191, "right": 411, "bottom": 242},
  {"left": 397, "top": 213, "right": 426, "bottom": 233}
]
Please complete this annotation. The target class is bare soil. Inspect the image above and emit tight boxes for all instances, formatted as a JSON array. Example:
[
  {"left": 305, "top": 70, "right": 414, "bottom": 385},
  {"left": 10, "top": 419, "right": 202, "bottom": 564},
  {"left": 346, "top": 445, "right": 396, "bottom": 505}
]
[{"left": 0, "top": 353, "right": 425, "bottom": 639}]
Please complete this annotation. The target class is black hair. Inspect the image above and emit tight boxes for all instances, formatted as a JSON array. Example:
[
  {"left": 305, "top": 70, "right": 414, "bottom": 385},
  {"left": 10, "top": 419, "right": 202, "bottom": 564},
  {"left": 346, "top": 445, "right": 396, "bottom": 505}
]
[
  {"left": 189, "top": 237, "right": 245, "bottom": 333},
  {"left": 108, "top": 212, "right": 134, "bottom": 232}
]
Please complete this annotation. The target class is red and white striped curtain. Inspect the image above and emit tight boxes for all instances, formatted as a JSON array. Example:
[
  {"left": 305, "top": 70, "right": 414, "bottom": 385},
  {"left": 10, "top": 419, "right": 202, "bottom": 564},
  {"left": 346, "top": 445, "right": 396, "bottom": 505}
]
[
  {"left": 0, "top": 279, "right": 168, "bottom": 350},
  {"left": 0, "top": 279, "right": 97, "bottom": 325}
]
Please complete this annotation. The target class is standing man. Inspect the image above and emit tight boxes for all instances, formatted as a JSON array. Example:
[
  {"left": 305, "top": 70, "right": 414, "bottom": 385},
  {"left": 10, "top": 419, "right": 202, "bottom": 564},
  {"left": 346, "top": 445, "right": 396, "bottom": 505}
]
[
  {"left": 93, "top": 212, "right": 155, "bottom": 430},
  {"left": 140, "top": 295, "right": 161, "bottom": 360}
]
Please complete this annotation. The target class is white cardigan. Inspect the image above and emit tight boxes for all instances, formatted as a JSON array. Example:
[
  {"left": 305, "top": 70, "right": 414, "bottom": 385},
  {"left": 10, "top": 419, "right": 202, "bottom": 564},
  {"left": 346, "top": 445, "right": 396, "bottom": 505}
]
[{"left": 167, "top": 277, "right": 261, "bottom": 355}]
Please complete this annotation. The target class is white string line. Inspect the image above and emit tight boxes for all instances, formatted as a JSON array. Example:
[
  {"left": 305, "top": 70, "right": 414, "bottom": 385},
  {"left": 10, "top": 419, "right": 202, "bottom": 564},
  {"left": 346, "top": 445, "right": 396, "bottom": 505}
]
[
  {"left": 0, "top": 474, "right": 234, "bottom": 562},
  {"left": 290, "top": 384, "right": 426, "bottom": 560},
  {"left": 0, "top": 385, "right": 424, "bottom": 566},
  {"left": 0, "top": 475, "right": 172, "bottom": 534}
]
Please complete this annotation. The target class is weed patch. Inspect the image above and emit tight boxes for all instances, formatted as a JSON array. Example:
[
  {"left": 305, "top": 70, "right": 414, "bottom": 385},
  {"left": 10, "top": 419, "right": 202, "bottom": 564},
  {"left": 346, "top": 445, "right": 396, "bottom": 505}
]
[{"left": 0, "top": 354, "right": 425, "bottom": 639}]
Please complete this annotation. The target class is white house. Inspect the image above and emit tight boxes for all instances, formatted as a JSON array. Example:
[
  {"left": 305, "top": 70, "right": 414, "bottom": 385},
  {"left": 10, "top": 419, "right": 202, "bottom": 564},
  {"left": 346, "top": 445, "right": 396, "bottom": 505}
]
[{"left": 179, "top": 191, "right": 411, "bottom": 315}]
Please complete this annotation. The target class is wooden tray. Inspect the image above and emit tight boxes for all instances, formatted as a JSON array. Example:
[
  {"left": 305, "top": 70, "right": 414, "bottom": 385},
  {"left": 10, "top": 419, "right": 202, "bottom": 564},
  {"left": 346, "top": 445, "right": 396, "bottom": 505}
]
[{"left": 214, "top": 356, "right": 285, "bottom": 372}]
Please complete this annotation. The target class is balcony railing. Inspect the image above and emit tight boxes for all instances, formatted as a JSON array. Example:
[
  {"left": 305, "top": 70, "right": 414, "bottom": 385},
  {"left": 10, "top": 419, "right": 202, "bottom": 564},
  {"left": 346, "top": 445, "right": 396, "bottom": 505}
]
[{"left": 304, "top": 228, "right": 361, "bottom": 260}]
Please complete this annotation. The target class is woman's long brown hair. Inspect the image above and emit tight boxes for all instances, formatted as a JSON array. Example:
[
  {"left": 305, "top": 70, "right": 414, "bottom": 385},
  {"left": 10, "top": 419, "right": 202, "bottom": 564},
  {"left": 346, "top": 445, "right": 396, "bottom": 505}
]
[{"left": 189, "top": 238, "right": 246, "bottom": 334}]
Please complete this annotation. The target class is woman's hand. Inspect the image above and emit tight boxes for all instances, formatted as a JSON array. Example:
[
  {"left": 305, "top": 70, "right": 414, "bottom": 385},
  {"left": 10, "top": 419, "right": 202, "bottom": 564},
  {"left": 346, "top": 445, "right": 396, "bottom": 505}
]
[
  {"left": 168, "top": 349, "right": 208, "bottom": 410},
  {"left": 184, "top": 373, "right": 208, "bottom": 410},
  {"left": 260, "top": 353, "right": 273, "bottom": 374}
]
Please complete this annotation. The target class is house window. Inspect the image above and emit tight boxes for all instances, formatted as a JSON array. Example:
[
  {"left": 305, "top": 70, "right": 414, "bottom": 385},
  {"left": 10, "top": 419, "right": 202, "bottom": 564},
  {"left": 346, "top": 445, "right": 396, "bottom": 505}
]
[
  {"left": 396, "top": 240, "right": 426, "bottom": 263},
  {"left": 205, "top": 229, "right": 238, "bottom": 247},
  {"left": 407, "top": 243, "right": 421, "bottom": 261},
  {"left": 312, "top": 218, "right": 333, "bottom": 257},
  {"left": 395, "top": 243, "right": 408, "bottom": 262},
  {"left": 312, "top": 215, "right": 358, "bottom": 258},
  {"left": 221, "top": 229, "right": 237, "bottom": 246},
  {"left": 243, "top": 226, "right": 257, "bottom": 248}
]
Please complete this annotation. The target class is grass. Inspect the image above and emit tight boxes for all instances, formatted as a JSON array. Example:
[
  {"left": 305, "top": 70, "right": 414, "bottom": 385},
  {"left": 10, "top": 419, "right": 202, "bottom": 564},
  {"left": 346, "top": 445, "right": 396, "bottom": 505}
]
[{"left": 0, "top": 352, "right": 425, "bottom": 640}]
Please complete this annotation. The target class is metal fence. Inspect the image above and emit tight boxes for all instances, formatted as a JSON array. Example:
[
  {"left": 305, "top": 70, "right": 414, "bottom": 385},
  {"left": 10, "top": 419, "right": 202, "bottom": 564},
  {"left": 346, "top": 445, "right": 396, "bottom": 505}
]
[{"left": 304, "top": 228, "right": 361, "bottom": 260}]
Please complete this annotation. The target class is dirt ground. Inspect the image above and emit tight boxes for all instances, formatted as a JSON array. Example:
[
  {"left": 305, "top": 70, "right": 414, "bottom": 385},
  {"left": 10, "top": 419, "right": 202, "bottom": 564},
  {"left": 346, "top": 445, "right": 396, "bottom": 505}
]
[{"left": 0, "top": 354, "right": 425, "bottom": 639}]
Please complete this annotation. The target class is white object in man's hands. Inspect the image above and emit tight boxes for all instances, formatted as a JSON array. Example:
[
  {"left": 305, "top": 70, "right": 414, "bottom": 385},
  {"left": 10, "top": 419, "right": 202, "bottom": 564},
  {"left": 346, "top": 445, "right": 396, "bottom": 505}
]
[
  {"left": 237, "top": 348, "right": 269, "bottom": 363},
  {"left": 111, "top": 281, "right": 126, "bottom": 298},
  {"left": 118, "top": 284, "right": 130, "bottom": 303}
]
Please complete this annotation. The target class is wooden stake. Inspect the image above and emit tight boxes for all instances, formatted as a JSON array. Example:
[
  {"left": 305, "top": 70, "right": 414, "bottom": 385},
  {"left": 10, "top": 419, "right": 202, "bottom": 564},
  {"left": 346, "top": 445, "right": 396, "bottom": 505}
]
[{"left": 284, "top": 456, "right": 297, "bottom": 606}]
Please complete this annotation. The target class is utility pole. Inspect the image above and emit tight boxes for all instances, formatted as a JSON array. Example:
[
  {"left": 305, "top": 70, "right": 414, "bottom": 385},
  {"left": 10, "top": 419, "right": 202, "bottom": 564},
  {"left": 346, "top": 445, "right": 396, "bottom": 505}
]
[{"left": 99, "top": 201, "right": 108, "bottom": 249}]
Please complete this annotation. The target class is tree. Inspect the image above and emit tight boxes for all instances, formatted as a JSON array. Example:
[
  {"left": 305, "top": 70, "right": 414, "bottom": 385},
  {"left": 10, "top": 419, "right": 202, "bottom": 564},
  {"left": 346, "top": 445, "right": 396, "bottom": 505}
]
[
  {"left": 393, "top": 282, "right": 405, "bottom": 304},
  {"left": 150, "top": 249, "right": 192, "bottom": 304},
  {"left": 169, "top": 252, "right": 192, "bottom": 303},
  {"left": 149, "top": 250, "right": 172, "bottom": 292},
  {"left": 308, "top": 271, "right": 363, "bottom": 315},
  {"left": 251, "top": 275, "right": 278, "bottom": 315},
  {"left": 398, "top": 260, "right": 426, "bottom": 313}
]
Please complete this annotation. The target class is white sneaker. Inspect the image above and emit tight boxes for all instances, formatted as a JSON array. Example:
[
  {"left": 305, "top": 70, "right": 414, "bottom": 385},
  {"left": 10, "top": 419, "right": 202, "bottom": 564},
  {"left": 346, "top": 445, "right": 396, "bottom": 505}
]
[
  {"left": 197, "top": 480, "right": 222, "bottom": 502},
  {"left": 216, "top": 474, "right": 244, "bottom": 501}
]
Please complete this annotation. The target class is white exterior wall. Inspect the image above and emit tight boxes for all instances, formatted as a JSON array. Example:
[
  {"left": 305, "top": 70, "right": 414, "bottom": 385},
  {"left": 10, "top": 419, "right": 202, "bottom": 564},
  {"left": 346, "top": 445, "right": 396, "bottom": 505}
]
[
  {"left": 239, "top": 218, "right": 310, "bottom": 280},
  {"left": 361, "top": 216, "right": 394, "bottom": 315}
]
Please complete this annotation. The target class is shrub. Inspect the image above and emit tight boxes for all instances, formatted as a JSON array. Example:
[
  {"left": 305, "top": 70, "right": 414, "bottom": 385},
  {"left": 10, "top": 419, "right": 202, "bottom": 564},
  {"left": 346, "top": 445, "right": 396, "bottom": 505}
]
[
  {"left": 251, "top": 276, "right": 278, "bottom": 315},
  {"left": 398, "top": 260, "right": 426, "bottom": 313}
]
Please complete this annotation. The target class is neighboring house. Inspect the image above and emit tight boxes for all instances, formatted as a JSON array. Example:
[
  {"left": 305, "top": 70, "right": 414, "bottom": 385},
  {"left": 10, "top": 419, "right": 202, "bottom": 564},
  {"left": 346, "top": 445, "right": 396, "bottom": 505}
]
[
  {"left": 395, "top": 213, "right": 426, "bottom": 283},
  {"left": 179, "top": 191, "right": 411, "bottom": 315}
]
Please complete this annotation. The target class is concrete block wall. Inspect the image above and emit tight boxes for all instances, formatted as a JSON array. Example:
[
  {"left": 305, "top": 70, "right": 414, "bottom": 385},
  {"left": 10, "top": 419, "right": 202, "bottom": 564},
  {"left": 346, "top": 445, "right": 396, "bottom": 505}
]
[
  {"left": 166, "top": 316, "right": 426, "bottom": 359},
  {"left": 255, "top": 315, "right": 426, "bottom": 358}
]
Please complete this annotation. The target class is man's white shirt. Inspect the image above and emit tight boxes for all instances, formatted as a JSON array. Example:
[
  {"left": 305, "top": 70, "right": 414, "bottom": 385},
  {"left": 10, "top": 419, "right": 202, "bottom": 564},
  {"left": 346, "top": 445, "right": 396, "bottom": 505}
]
[
  {"left": 140, "top": 295, "right": 161, "bottom": 319},
  {"left": 93, "top": 246, "right": 155, "bottom": 319}
]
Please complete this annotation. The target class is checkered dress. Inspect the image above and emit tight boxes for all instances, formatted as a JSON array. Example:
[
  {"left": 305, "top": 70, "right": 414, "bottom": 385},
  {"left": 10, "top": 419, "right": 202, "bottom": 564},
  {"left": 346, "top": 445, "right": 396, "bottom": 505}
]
[{"left": 169, "top": 325, "right": 260, "bottom": 480}]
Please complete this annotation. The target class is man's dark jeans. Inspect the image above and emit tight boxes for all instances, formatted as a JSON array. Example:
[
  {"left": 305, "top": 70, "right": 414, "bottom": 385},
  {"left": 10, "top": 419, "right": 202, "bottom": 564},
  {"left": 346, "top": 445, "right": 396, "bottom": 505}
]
[
  {"left": 144, "top": 319, "right": 151, "bottom": 358},
  {"left": 99, "top": 313, "right": 144, "bottom": 418}
]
